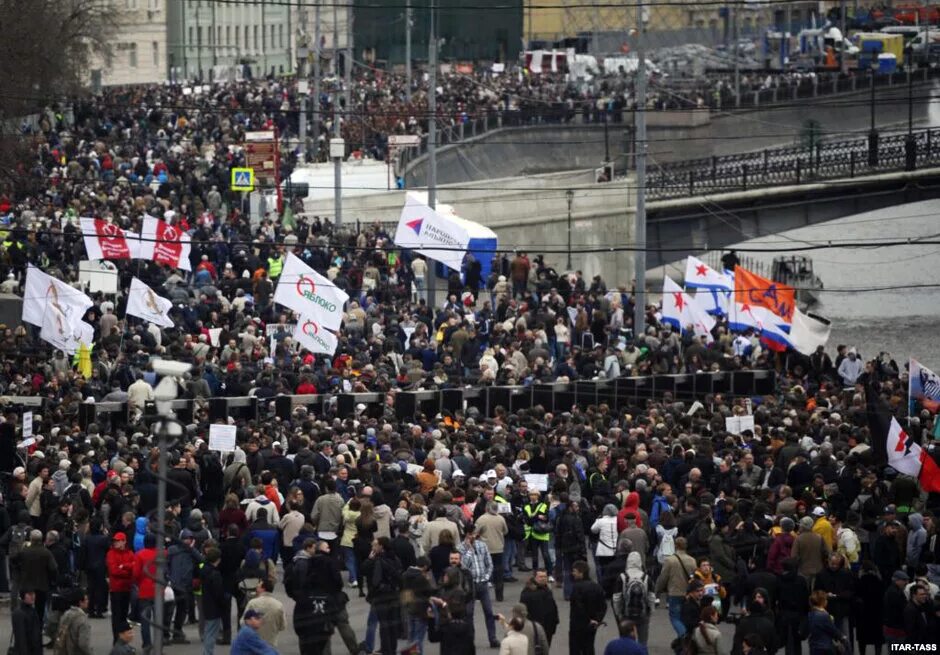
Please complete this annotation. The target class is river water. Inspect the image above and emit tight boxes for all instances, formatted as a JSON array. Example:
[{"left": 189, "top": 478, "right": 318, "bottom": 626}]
[{"left": 660, "top": 199, "right": 940, "bottom": 369}]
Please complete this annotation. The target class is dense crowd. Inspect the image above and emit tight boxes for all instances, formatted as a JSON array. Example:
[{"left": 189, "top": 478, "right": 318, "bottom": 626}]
[{"left": 0, "top": 77, "right": 938, "bottom": 655}]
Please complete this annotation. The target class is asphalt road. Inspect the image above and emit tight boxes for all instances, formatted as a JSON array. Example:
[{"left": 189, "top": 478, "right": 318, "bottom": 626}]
[{"left": 1, "top": 576, "right": 737, "bottom": 655}]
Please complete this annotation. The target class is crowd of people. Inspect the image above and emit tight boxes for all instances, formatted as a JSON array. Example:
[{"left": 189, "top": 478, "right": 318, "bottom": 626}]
[{"left": 0, "top": 74, "right": 937, "bottom": 655}]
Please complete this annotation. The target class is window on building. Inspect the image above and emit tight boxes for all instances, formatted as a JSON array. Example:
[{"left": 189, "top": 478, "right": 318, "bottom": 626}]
[
  {"left": 217, "top": 26, "right": 222, "bottom": 47},
  {"left": 254, "top": 25, "right": 259, "bottom": 50},
  {"left": 189, "top": 26, "right": 194, "bottom": 45},
  {"left": 197, "top": 26, "right": 203, "bottom": 45},
  {"left": 152, "top": 41, "right": 159, "bottom": 66},
  {"left": 226, "top": 25, "right": 231, "bottom": 46},
  {"left": 129, "top": 43, "right": 138, "bottom": 68},
  {"left": 279, "top": 24, "right": 284, "bottom": 48}
]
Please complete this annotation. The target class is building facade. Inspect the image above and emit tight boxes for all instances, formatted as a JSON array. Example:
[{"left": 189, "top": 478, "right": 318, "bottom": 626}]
[
  {"left": 95, "top": 0, "right": 168, "bottom": 87},
  {"left": 166, "top": 0, "right": 295, "bottom": 81}
]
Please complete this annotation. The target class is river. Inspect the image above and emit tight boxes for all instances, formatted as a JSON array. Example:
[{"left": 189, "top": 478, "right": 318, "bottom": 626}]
[{"left": 659, "top": 199, "right": 940, "bottom": 369}]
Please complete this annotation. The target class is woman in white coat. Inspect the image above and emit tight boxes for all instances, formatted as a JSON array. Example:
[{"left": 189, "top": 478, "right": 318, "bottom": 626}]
[{"left": 590, "top": 504, "right": 620, "bottom": 570}]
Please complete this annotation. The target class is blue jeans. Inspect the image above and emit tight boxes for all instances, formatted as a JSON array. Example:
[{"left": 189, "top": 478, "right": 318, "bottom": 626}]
[
  {"left": 504, "top": 539, "right": 517, "bottom": 577},
  {"left": 667, "top": 596, "right": 687, "bottom": 638},
  {"left": 467, "top": 581, "right": 497, "bottom": 644},
  {"left": 203, "top": 618, "right": 221, "bottom": 655},
  {"left": 561, "top": 554, "right": 576, "bottom": 600},
  {"left": 364, "top": 607, "right": 379, "bottom": 652},
  {"left": 408, "top": 616, "right": 428, "bottom": 654},
  {"left": 343, "top": 546, "right": 358, "bottom": 584},
  {"left": 138, "top": 599, "right": 153, "bottom": 647}
]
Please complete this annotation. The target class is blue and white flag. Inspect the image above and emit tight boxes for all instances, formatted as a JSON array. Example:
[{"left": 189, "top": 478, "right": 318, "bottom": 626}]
[{"left": 685, "top": 256, "right": 732, "bottom": 315}]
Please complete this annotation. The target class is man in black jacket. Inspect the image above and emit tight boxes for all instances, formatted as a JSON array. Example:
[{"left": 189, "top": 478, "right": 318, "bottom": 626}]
[
  {"left": 569, "top": 560, "right": 607, "bottom": 655},
  {"left": 882, "top": 570, "right": 910, "bottom": 645},
  {"left": 903, "top": 583, "right": 937, "bottom": 645},
  {"left": 11, "top": 589, "right": 42, "bottom": 655},
  {"left": 776, "top": 558, "right": 809, "bottom": 655},
  {"left": 520, "top": 569, "right": 560, "bottom": 644},
  {"left": 293, "top": 540, "right": 342, "bottom": 655},
  {"left": 200, "top": 548, "right": 226, "bottom": 655}
]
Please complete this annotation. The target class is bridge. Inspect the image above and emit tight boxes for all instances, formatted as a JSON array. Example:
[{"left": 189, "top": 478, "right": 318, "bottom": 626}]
[{"left": 643, "top": 126, "right": 940, "bottom": 269}]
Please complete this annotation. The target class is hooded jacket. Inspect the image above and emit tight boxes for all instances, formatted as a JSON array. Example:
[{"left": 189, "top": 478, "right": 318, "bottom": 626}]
[
  {"left": 132, "top": 517, "right": 148, "bottom": 552},
  {"left": 616, "top": 491, "right": 643, "bottom": 532},
  {"left": 906, "top": 513, "right": 928, "bottom": 567}
]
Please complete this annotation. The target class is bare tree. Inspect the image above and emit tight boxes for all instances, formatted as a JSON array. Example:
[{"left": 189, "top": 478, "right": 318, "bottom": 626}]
[{"left": 0, "top": 0, "right": 120, "bottom": 188}]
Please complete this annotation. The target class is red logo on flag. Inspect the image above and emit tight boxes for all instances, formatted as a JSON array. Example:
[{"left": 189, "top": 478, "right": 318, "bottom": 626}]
[
  {"left": 406, "top": 218, "right": 423, "bottom": 235},
  {"left": 296, "top": 276, "right": 317, "bottom": 298}
]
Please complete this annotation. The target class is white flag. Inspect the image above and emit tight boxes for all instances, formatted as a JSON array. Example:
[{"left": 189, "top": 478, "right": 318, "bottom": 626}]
[
  {"left": 23, "top": 265, "right": 94, "bottom": 328},
  {"left": 126, "top": 277, "right": 174, "bottom": 328},
  {"left": 293, "top": 317, "right": 339, "bottom": 355},
  {"left": 40, "top": 304, "right": 94, "bottom": 354},
  {"left": 274, "top": 253, "right": 349, "bottom": 331},
  {"left": 788, "top": 308, "right": 831, "bottom": 355}
]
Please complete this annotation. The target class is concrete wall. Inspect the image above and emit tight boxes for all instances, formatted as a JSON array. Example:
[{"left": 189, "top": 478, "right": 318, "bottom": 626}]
[{"left": 305, "top": 169, "right": 635, "bottom": 284}]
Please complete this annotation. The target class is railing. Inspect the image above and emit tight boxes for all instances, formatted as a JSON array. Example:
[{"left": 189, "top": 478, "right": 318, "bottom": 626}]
[
  {"left": 646, "top": 127, "right": 940, "bottom": 201},
  {"left": 8, "top": 371, "right": 775, "bottom": 431}
]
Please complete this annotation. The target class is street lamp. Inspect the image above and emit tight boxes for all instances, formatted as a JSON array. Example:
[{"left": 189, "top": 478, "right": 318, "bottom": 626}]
[
  {"left": 566, "top": 189, "right": 574, "bottom": 271},
  {"left": 298, "top": 45, "right": 309, "bottom": 163},
  {"left": 869, "top": 57, "right": 879, "bottom": 167},
  {"left": 906, "top": 52, "right": 917, "bottom": 171},
  {"left": 149, "top": 360, "right": 191, "bottom": 655}
]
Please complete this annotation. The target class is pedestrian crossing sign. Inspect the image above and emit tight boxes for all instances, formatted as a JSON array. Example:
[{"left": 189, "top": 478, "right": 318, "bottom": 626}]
[{"left": 231, "top": 167, "right": 255, "bottom": 191}]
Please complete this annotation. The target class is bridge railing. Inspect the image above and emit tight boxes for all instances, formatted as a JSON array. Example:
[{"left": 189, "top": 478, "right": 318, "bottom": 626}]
[{"left": 646, "top": 127, "right": 940, "bottom": 200}]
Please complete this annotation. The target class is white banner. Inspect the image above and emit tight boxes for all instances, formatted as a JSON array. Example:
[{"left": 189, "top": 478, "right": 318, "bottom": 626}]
[
  {"left": 293, "top": 317, "right": 339, "bottom": 355},
  {"left": 393, "top": 192, "right": 471, "bottom": 272},
  {"left": 23, "top": 265, "right": 94, "bottom": 329},
  {"left": 126, "top": 277, "right": 175, "bottom": 328},
  {"left": 22, "top": 412, "right": 32, "bottom": 439},
  {"left": 208, "top": 424, "right": 237, "bottom": 452},
  {"left": 273, "top": 253, "right": 349, "bottom": 331}
]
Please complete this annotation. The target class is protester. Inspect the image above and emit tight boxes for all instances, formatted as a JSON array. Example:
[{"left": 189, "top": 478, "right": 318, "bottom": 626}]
[{"left": 232, "top": 608, "right": 279, "bottom": 655}]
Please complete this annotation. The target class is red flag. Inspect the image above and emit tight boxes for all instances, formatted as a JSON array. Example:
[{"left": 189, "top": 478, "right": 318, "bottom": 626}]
[
  {"left": 140, "top": 216, "right": 192, "bottom": 271},
  {"left": 919, "top": 445, "right": 940, "bottom": 493},
  {"left": 79, "top": 217, "right": 135, "bottom": 260},
  {"left": 734, "top": 266, "right": 796, "bottom": 323}
]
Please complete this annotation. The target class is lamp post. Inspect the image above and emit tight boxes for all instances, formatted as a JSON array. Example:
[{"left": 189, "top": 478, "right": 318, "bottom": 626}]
[
  {"left": 298, "top": 45, "right": 308, "bottom": 163},
  {"left": 868, "top": 62, "right": 879, "bottom": 167},
  {"left": 566, "top": 189, "right": 574, "bottom": 271},
  {"left": 906, "top": 56, "right": 917, "bottom": 171},
  {"left": 149, "top": 360, "right": 190, "bottom": 655}
]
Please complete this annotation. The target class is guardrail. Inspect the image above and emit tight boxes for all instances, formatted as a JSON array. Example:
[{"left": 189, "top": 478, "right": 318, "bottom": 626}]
[
  {"left": 646, "top": 126, "right": 940, "bottom": 201},
  {"left": 4, "top": 370, "right": 775, "bottom": 433}
]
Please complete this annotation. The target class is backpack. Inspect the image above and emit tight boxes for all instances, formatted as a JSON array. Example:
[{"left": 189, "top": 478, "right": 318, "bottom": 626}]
[
  {"left": 7, "top": 524, "right": 29, "bottom": 559},
  {"left": 614, "top": 573, "right": 650, "bottom": 620}
]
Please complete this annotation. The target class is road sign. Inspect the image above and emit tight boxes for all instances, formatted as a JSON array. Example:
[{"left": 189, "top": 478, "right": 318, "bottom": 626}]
[{"left": 231, "top": 167, "right": 255, "bottom": 191}]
